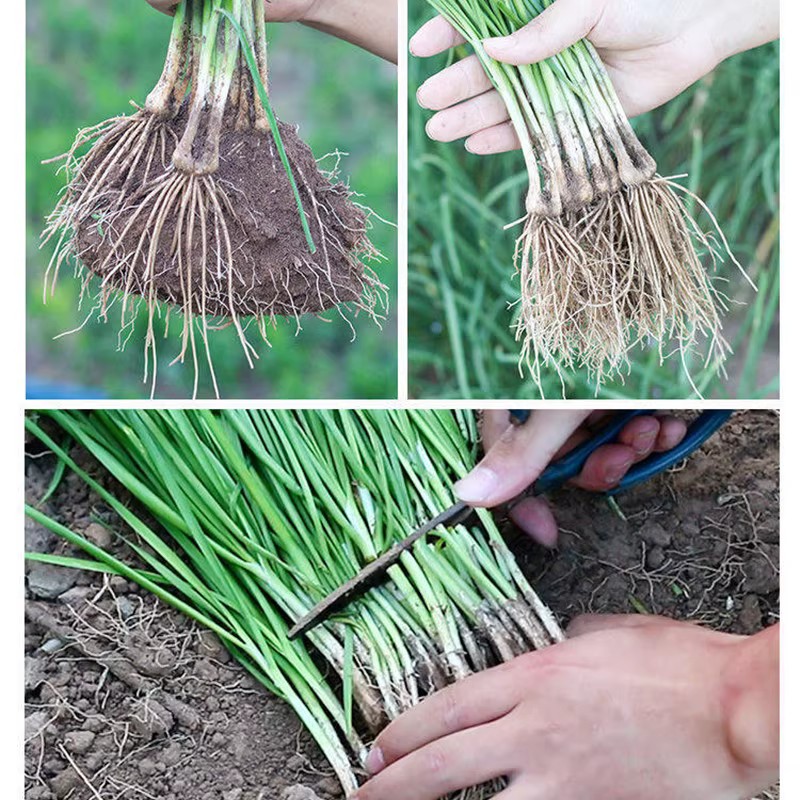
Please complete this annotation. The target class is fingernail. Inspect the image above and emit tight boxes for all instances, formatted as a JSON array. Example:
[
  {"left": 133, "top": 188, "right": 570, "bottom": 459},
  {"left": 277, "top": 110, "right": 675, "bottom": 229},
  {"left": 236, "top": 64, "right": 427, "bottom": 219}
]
[
  {"left": 465, "top": 139, "right": 475, "bottom": 153},
  {"left": 604, "top": 459, "right": 633, "bottom": 486},
  {"left": 425, "top": 118, "right": 436, "bottom": 139},
  {"left": 365, "top": 746, "right": 385, "bottom": 776},
  {"left": 633, "top": 430, "right": 656, "bottom": 455},
  {"left": 416, "top": 82, "right": 431, "bottom": 109},
  {"left": 483, "top": 35, "right": 514, "bottom": 55},
  {"left": 454, "top": 466, "right": 499, "bottom": 503}
]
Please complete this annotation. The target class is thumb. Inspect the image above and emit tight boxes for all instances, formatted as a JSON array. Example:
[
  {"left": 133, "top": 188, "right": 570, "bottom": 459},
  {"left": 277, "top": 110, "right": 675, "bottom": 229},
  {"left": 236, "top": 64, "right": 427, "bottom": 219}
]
[
  {"left": 483, "top": 0, "right": 602, "bottom": 65},
  {"left": 567, "top": 613, "right": 683, "bottom": 638},
  {"left": 454, "top": 410, "right": 590, "bottom": 507},
  {"left": 147, "top": 0, "right": 179, "bottom": 14}
]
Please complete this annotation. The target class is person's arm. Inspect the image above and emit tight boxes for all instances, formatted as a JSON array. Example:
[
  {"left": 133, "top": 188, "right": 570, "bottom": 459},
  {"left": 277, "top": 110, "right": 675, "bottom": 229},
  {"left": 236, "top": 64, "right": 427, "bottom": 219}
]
[
  {"left": 146, "top": 0, "right": 398, "bottom": 63},
  {"left": 302, "top": 0, "right": 397, "bottom": 63},
  {"left": 723, "top": 623, "right": 780, "bottom": 782},
  {"left": 353, "top": 616, "right": 779, "bottom": 800}
]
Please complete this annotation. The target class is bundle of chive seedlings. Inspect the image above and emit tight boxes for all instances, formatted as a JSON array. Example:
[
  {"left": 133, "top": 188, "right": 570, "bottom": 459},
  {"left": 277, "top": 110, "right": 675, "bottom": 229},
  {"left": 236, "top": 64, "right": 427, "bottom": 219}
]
[
  {"left": 425, "top": 0, "right": 753, "bottom": 393},
  {"left": 25, "top": 410, "right": 563, "bottom": 797},
  {"left": 43, "top": 0, "right": 385, "bottom": 398}
]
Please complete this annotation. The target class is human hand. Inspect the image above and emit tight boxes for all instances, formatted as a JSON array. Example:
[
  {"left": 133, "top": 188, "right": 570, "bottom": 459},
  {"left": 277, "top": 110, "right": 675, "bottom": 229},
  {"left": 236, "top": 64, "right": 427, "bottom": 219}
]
[
  {"left": 412, "top": 0, "right": 779, "bottom": 154},
  {"left": 354, "top": 615, "right": 779, "bottom": 800},
  {"left": 146, "top": 0, "right": 398, "bottom": 62},
  {"left": 146, "top": 0, "right": 320, "bottom": 21},
  {"left": 454, "top": 411, "right": 687, "bottom": 547}
]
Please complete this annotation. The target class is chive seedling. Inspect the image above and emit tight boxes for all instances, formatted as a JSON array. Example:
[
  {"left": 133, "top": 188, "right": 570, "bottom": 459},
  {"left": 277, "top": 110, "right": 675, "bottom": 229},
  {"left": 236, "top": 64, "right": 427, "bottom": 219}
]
[
  {"left": 424, "top": 0, "right": 754, "bottom": 394},
  {"left": 42, "top": 0, "right": 387, "bottom": 398},
  {"left": 26, "top": 409, "right": 563, "bottom": 798}
]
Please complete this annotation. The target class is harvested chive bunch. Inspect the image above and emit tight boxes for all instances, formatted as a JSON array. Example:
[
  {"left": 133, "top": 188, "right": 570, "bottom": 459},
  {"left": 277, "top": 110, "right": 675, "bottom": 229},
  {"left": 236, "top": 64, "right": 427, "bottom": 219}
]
[
  {"left": 426, "top": 0, "right": 754, "bottom": 392},
  {"left": 43, "top": 1, "right": 387, "bottom": 398},
  {"left": 26, "top": 409, "right": 562, "bottom": 798}
]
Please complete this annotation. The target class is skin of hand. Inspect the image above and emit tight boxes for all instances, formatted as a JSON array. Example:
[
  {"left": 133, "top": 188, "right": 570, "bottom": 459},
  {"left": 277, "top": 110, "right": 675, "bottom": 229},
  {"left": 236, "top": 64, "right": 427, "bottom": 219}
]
[
  {"left": 353, "top": 615, "right": 780, "bottom": 800},
  {"left": 454, "top": 411, "right": 687, "bottom": 547},
  {"left": 411, "top": 0, "right": 779, "bottom": 154},
  {"left": 147, "top": 0, "right": 398, "bottom": 63}
]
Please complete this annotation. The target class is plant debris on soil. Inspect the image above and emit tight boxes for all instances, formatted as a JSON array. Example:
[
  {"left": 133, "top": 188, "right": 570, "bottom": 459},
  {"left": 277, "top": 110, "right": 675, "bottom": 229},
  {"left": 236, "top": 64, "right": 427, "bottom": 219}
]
[{"left": 24, "top": 411, "right": 779, "bottom": 800}]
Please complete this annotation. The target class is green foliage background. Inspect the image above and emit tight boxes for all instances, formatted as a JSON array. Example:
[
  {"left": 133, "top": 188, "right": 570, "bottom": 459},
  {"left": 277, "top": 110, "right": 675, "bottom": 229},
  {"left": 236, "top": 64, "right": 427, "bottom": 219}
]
[
  {"left": 408, "top": 0, "right": 779, "bottom": 399},
  {"left": 27, "top": 1, "right": 397, "bottom": 399}
]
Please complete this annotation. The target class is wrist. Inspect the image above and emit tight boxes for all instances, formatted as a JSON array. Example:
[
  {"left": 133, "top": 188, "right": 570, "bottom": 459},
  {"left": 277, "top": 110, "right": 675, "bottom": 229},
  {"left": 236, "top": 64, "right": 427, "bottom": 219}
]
[
  {"left": 721, "top": 625, "right": 779, "bottom": 786},
  {"left": 300, "top": 0, "right": 330, "bottom": 27},
  {"left": 709, "top": 0, "right": 779, "bottom": 64}
]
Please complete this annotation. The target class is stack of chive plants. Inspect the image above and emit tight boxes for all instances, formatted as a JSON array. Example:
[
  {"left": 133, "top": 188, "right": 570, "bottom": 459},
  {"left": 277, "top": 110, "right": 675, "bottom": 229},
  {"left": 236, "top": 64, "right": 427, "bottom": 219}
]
[
  {"left": 43, "top": 0, "right": 386, "bottom": 399},
  {"left": 25, "top": 409, "right": 563, "bottom": 797},
  {"left": 425, "top": 0, "right": 755, "bottom": 393}
]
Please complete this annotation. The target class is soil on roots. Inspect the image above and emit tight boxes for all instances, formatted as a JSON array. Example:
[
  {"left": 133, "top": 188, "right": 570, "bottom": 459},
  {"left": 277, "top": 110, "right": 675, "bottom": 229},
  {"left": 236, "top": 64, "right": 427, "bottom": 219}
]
[{"left": 74, "top": 115, "right": 379, "bottom": 320}]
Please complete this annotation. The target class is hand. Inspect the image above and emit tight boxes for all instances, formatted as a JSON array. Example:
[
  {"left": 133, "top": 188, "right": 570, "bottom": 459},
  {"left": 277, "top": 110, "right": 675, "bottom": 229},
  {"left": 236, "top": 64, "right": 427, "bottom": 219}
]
[
  {"left": 146, "top": 0, "right": 320, "bottom": 21},
  {"left": 147, "top": 0, "right": 398, "bottom": 62},
  {"left": 454, "top": 411, "right": 687, "bottom": 548},
  {"left": 354, "top": 615, "right": 779, "bottom": 800},
  {"left": 411, "top": 0, "right": 779, "bottom": 154}
]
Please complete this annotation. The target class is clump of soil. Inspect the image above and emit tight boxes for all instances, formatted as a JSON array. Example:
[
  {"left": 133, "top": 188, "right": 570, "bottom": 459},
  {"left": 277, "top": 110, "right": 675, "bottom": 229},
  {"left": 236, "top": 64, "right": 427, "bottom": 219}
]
[
  {"left": 74, "top": 115, "right": 380, "bottom": 320},
  {"left": 24, "top": 411, "right": 779, "bottom": 800}
]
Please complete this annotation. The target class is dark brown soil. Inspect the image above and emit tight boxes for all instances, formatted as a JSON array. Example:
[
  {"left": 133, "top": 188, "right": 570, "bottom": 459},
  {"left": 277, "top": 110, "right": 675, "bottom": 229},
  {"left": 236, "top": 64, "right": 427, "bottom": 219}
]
[
  {"left": 74, "top": 112, "right": 374, "bottom": 319},
  {"left": 24, "top": 410, "right": 779, "bottom": 800}
]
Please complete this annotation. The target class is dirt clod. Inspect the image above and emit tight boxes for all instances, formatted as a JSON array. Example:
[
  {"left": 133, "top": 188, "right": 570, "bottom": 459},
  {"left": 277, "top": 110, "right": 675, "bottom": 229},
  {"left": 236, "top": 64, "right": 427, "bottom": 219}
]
[{"left": 282, "top": 786, "right": 324, "bottom": 800}]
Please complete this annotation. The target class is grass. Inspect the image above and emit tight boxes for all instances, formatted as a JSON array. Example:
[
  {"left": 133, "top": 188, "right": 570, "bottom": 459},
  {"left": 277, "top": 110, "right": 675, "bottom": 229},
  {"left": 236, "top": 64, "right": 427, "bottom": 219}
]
[
  {"left": 26, "top": 0, "right": 397, "bottom": 399},
  {"left": 407, "top": 0, "right": 779, "bottom": 400}
]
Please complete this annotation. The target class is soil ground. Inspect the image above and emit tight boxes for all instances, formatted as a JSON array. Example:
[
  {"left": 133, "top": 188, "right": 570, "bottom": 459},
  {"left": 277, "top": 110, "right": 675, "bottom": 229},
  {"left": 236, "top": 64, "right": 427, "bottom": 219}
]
[{"left": 24, "top": 410, "right": 779, "bottom": 800}]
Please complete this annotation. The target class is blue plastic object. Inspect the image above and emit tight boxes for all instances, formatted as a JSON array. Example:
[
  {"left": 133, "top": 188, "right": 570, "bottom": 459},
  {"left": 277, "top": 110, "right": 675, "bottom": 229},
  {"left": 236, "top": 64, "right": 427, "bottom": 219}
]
[{"left": 512, "top": 410, "right": 732, "bottom": 497}]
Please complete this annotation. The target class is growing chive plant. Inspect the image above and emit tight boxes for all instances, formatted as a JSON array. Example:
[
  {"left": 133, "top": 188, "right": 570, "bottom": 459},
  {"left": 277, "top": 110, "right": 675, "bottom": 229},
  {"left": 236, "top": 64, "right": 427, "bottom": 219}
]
[
  {"left": 425, "top": 0, "right": 754, "bottom": 393},
  {"left": 43, "top": 0, "right": 387, "bottom": 398},
  {"left": 26, "top": 410, "right": 562, "bottom": 798}
]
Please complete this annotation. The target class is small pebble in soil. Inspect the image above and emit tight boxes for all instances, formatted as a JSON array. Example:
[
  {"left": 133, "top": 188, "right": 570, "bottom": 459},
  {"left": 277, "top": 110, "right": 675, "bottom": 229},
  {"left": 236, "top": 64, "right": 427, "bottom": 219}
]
[
  {"left": 281, "top": 786, "right": 324, "bottom": 800},
  {"left": 742, "top": 547, "right": 779, "bottom": 594},
  {"left": 25, "top": 711, "right": 53, "bottom": 740},
  {"left": 27, "top": 786, "right": 54, "bottom": 800},
  {"left": 738, "top": 594, "right": 764, "bottom": 634},
  {"left": 83, "top": 522, "right": 112, "bottom": 548},
  {"left": 27, "top": 561, "right": 79, "bottom": 599},
  {"left": 25, "top": 656, "right": 47, "bottom": 691},
  {"left": 63, "top": 729, "right": 95, "bottom": 754},
  {"left": 50, "top": 767, "right": 81, "bottom": 799},
  {"left": 646, "top": 545, "right": 666, "bottom": 571},
  {"left": 637, "top": 521, "right": 672, "bottom": 547}
]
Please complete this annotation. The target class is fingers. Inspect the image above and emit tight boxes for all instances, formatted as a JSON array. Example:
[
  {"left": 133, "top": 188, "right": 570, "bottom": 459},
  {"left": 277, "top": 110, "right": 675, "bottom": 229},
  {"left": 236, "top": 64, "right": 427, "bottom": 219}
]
[
  {"left": 146, "top": 0, "right": 178, "bottom": 13},
  {"left": 417, "top": 54, "right": 494, "bottom": 111},
  {"left": 567, "top": 613, "right": 681, "bottom": 638},
  {"left": 356, "top": 719, "right": 514, "bottom": 800},
  {"left": 425, "top": 90, "right": 511, "bottom": 143},
  {"left": 480, "top": 411, "right": 513, "bottom": 452},
  {"left": 572, "top": 443, "right": 636, "bottom": 492},
  {"left": 654, "top": 415, "right": 687, "bottom": 451},
  {"left": 410, "top": 15, "right": 466, "bottom": 57},
  {"left": 571, "top": 415, "right": 687, "bottom": 492},
  {"left": 509, "top": 496, "right": 559, "bottom": 548},
  {"left": 366, "top": 668, "right": 519, "bottom": 774},
  {"left": 454, "top": 411, "right": 591, "bottom": 506},
  {"left": 483, "top": 0, "right": 602, "bottom": 65},
  {"left": 465, "top": 122, "right": 521, "bottom": 154}
]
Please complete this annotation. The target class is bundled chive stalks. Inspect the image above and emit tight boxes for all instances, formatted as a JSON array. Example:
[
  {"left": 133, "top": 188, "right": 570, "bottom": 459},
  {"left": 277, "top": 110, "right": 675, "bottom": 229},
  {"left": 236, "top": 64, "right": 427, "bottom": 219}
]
[
  {"left": 427, "top": 0, "right": 753, "bottom": 392},
  {"left": 42, "top": 1, "right": 386, "bottom": 398},
  {"left": 26, "top": 410, "right": 562, "bottom": 798}
]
